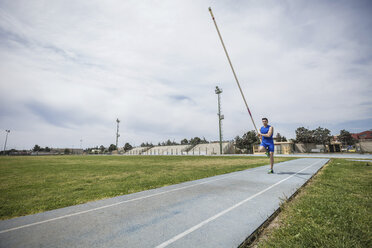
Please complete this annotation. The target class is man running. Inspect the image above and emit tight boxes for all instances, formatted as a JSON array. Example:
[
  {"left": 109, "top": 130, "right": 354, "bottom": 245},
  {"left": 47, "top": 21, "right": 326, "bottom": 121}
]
[{"left": 258, "top": 117, "right": 274, "bottom": 174}]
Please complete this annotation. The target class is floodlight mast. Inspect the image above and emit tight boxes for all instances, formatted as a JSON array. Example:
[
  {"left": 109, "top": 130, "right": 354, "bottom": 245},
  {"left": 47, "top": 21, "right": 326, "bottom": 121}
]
[
  {"left": 208, "top": 7, "right": 259, "bottom": 135},
  {"left": 116, "top": 119, "right": 120, "bottom": 149},
  {"left": 215, "top": 86, "right": 224, "bottom": 154},
  {"left": 3, "top": 130, "right": 10, "bottom": 154}
]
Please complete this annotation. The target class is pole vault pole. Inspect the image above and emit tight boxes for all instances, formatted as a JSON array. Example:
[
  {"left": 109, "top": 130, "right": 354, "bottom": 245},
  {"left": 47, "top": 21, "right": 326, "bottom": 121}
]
[{"left": 208, "top": 7, "right": 259, "bottom": 134}]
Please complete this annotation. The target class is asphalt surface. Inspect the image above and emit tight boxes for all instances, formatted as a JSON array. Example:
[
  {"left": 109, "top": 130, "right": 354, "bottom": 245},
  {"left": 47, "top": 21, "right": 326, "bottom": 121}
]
[
  {"left": 248, "top": 153, "right": 372, "bottom": 159},
  {"left": 0, "top": 158, "right": 328, "bottom": 248}
]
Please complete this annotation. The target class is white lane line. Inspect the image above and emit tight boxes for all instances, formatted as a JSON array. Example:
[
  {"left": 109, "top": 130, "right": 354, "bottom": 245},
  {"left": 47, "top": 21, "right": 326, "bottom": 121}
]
[
  {"left": 0, "top": 164, "right": 271, "bottom": 234},
  {"left": 154, "top": 159, "right": 322, "bottom": 248}
]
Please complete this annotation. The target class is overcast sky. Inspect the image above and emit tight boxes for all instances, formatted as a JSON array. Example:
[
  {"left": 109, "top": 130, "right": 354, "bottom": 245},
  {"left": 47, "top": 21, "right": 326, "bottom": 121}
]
[{"left": 1, "top": 0, "right": 371, "bottom": 149}]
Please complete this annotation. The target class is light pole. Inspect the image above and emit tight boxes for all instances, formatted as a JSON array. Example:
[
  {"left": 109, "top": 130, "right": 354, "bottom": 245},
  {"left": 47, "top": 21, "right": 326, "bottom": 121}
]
[
  {"left": 215, "top": 86, "right": 224, "bottom": 154},
  {"left": 116, "top": 118, "right": 120, "bottom": 150},
  {"left": 3, "top": 130, "right": 10, "bottom": 154}
]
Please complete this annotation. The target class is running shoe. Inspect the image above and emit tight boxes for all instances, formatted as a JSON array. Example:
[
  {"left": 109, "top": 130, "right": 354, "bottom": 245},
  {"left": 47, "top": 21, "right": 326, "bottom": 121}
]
[
  {"left": 268, "top": 169, "right": 274, "bottom": 174},
  {"left": 265, "top": 148, "right": 270, "bottom": 158}
]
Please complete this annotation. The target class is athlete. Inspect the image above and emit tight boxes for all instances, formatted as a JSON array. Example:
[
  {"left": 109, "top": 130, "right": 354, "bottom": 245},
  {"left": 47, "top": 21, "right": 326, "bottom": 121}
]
[{"left": 258, "top": 117, "right": 274, "bottom": 174}]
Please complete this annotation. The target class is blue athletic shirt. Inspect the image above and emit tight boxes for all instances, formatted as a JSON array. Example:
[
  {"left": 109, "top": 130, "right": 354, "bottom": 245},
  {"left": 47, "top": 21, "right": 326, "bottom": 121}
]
[{"left": 260, "top": 125, "right": 274, "bottom": 143}]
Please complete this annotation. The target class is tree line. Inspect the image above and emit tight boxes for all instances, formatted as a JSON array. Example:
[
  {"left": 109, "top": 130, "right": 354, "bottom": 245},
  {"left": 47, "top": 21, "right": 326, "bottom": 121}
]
[
  {"left": 233, "top": 127, "right": 355, "bottom": 154},
  {"left": 24, "top": 128, "right": 356, "bottom": 155},
  {"left": 295, "top": 127, "right": 355, "bottom": 145}
]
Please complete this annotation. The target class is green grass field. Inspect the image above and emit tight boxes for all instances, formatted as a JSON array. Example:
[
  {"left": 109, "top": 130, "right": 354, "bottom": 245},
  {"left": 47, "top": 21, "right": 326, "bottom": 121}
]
[
  {"left": 0, "top": 155, "right": 292, "bottom": 220},
  {"left": 254, "top": 159, "right": 372, "bottom": 248}
]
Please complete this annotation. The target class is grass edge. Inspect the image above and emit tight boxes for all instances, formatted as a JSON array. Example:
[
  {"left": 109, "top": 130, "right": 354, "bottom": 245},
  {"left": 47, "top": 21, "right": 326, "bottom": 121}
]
[{"left": 238, "top": 158, "right": 331, "bottom": 248}]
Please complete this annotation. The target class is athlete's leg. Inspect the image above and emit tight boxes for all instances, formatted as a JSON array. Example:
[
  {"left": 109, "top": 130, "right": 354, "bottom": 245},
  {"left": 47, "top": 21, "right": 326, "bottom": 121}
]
[
  {"left": 268, "top": 143, "right": 275, "bottom": 173},
  {"left": 258, "top": 145, "right": 266, "bottom": 152},
  {"left": 259, "top": 145, "right": 270, "bottom": 158},
  {"left": 259, "top": 141, "right": 269, "bottom": 152},
  {"left": 269, "top": 152, "right": 274, "bottom": 170}
]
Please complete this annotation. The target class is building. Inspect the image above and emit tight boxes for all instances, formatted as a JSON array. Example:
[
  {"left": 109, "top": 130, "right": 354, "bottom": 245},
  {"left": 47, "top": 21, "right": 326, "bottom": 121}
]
[
  {"left": 253, "top": 141, "right": 294, "bottom": 155},
  {"left": 352, "top": 130, "right": 372, "bottom": 140},
  {"left": 352, "top": 130, "right": 372, "bottom": 153}
]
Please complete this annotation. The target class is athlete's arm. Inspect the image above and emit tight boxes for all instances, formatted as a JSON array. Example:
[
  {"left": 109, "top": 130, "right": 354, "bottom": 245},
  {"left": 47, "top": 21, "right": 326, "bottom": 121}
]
[
  {"left": 261, "top": 126, "right": 273, "bottom": 137},
  {"left": 257, "top": 130, "right": 262, "bottom": 138}
]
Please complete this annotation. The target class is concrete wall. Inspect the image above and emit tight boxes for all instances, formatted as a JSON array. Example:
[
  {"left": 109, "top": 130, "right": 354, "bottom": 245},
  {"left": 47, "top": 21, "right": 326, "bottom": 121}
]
[
  {"left": 254, "top": 142, "right": 294, "bottom": 155},
  {"left": 145, "top": 145, "right": 190, "bottom": 155},
  {"left": 124, "top": 142, "right": 233, "bottom": 156},
  {"left": 274, "top": 142, "right": 294, "bottom": 154},
  {"left": 293, "top": 143, "right": 326, "bottom": 153},
  {"left": 124, "top": 147, "right": 150, "bottom": 155},
  {"left": 188, "top": 142, "right": 232, "bottom": 155},
  {"left": 358, "top": 140, "right": 372, "bottom": 153}
]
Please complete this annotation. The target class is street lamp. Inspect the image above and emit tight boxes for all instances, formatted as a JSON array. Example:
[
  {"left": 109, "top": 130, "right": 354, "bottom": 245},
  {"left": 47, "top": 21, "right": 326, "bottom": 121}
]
[
  {"left": 215, "top": 86, "right": 224, "bottom": 154},
  {"left": 116, "top": 118, "right": 120, "bottom": 150},
  {"left": 3, "top": 130, "right": 10, "bottom": 154}
]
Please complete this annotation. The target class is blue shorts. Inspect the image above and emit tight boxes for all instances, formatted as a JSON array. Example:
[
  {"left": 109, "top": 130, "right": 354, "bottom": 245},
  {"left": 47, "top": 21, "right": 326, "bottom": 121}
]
[{"left": 260, "top": 142, "right": 274, "bottom": 152}]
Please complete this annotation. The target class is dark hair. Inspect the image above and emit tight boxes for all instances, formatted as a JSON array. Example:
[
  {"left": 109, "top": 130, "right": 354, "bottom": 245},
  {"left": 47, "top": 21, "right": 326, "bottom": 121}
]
[{"left": 262, "top": 117, "right": 268, "bottom": 121}]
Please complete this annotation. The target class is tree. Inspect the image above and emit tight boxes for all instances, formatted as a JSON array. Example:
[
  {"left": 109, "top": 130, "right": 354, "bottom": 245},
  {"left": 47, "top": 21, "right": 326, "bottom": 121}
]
[
  {"left": 235, "top": 136, "right": 243, "bottom": 149},
  {"left": 189, "top": 137, "right": 202, "bottom": 146},
  {"left": 64, "top": 148, "right": 71, "bottom": 155},
  {"left": 295, "top": 126, "right": 332, "bottom": 145},
  {"left": 45, "top": 147, "right": 51, "bottom": 152},
  {"left": 158, "top": 140, "right": 178, "bottom": 146},
  {"left": 180, "top": 138, "right": 189, "bottom": 145},
  {"left": 338, "top": 129, "right": 356, "bottom": 146},
  {"left": 235, "top": 130, "right": 259, "bottom": 153},
  {"left": 33, "top": 144, "right": 41, "bottom": 152},
  {"left": 275, "top": 133, "right": 287, "bottom": 142},
  {"left": 99, "top": 145, "right": 105, "bottom": 152},
  {"left": 123, "top": 143, "right": 133, "bottom": 152},
  {"left": 313, "top": 127, "right": 332, "bottom": 146},
  {"left": 275, "top": 133, "right": 283, "bottom": 142},
  {"left": 295, "top": 127, "right": 314, "bottom": 143},
  {"left": 108, "top": 144, "right": 117, "bottom": 152},
  {"left": 141, "top": 142, "right": 154, "bottom": 147}
]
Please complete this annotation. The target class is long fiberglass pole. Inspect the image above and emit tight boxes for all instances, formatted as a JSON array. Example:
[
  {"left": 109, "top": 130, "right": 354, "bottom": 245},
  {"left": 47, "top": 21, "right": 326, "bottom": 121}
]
[{"left": 208, "top": 7, "right": 259, "bottom": 134}]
